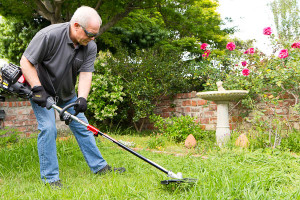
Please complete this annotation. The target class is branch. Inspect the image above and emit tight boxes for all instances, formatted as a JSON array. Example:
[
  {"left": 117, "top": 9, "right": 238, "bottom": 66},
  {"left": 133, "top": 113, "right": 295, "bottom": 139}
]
[
  {"left": 34, "top": 0, "right": 54, "bottom": 21},
  {"left": 95, "top": 0, "right": 102, "bottom": 10},
  {"left": 98, "top": 6, "right": 134, "bottom": 35},
  {"left": 54, "top": 1, "right": 62, "bottom": 22}
]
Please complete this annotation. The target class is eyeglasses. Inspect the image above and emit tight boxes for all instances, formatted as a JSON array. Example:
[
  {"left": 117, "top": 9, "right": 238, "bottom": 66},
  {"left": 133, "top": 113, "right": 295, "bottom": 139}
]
[{"left": 79, "top": 24, "right": 99, "bottom": 38}]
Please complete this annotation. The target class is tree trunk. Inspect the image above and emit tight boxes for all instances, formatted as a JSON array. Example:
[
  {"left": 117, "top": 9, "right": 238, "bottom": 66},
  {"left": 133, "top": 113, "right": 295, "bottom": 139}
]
[{"left": 33, "top": 0, "right": 135, "bottom": 36}]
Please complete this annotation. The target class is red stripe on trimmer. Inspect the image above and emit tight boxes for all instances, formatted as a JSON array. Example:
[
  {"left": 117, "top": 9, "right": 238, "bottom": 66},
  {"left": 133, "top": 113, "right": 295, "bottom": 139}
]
[{"left": 87, "top": 125, "right": 99, "bottom": 135}]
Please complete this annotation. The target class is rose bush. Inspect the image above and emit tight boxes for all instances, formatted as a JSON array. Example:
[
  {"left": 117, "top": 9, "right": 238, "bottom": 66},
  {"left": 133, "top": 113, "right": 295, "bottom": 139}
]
[
  {"left": 198, "top": 27, "right": 299, "bottom": 149},
  {"left": 200, "top": 27, "right": 299, "bottom": 112}
]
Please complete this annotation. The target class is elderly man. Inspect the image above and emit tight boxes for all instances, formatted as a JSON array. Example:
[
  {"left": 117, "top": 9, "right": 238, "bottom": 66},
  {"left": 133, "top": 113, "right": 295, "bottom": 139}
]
[{"left": 20, "top": 6, "right": 125, "bottom": 188}]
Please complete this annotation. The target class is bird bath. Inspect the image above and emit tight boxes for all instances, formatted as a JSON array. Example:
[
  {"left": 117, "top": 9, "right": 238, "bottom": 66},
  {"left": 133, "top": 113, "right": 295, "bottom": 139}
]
[{"left": 196, "top": 81, "right": 249, "bottom": 147}]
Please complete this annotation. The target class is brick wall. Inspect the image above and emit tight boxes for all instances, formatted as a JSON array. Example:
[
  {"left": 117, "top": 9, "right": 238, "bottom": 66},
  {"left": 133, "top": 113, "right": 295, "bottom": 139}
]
[
  {"left": 150, "top": 91, "right": 299, "bottom": 131},
  {"left": 1, "top": 92, "right": 299, "bottom": 136},
  {"left": 0, "top": 100, "right": 67, "bottom": 137},
  {"left": 0, "top": 101, "right": 37, "bottom": 137}
]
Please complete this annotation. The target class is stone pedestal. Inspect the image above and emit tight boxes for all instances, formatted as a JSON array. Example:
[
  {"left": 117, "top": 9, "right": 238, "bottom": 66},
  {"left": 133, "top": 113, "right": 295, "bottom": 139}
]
[
  {"left": 216, "top": 101, "right": 230, "bottom": 147},
  {"left": 196, "top": 81, "right": 249, "bottom": 148}
]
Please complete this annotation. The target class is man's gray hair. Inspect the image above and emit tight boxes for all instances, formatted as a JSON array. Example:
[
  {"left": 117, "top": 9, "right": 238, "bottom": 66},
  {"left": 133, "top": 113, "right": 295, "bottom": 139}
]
[{"left": 70, "top": 6, "right": 102, "bottom": 27}]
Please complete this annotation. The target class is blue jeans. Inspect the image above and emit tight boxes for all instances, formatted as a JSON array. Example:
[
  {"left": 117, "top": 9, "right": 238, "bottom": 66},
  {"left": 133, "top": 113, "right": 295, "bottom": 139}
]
[{"left": 30, "top": 96, "right": 107, "bottom": 183}]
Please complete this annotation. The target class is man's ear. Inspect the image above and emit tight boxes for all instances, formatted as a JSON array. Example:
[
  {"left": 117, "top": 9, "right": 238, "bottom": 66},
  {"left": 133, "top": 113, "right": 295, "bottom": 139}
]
[{"left": 73, "top": 22, "right": 81, "bottom": 30}]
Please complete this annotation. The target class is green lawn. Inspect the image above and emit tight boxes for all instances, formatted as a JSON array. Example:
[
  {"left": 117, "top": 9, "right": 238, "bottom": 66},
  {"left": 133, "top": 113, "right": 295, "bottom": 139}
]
[{"left": 0, "top": 134, "right": 299, "bottom": 199}]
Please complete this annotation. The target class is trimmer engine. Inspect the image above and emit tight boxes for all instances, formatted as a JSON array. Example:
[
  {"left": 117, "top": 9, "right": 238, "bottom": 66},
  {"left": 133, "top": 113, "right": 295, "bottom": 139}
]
[{"left": 0, "top": 61, "right": 32, "bottom": 98}]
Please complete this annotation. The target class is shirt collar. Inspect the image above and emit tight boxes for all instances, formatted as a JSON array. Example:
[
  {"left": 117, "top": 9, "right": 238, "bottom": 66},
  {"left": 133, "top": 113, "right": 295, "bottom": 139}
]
[{"left": 66, "top": 22, "right": 81, "bottom": 49}]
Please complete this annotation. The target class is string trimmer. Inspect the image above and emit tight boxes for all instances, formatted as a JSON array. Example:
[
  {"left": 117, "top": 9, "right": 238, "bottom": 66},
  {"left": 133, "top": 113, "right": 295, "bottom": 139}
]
[{"left": 0, "top": 61, "right": 197, "bottom": 185}]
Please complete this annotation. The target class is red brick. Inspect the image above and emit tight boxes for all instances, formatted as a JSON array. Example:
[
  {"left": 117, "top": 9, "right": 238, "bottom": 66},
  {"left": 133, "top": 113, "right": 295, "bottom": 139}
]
[
  {"left": 199, "top": 118, "right": 209, "bottom": 124},
  {"left": 17, "top": 127, "right": 27, "bottom": 132},
  {"left": 5, "top": 115, "right": 17, "bottom": 121},
  {"left": 185, "top": 107, "right": 191, "bottom": 112},
  {"left": 204, "top": 111, "right": 215, "bottom": 117},
  {"left": 198, "top": 100, "right": 207, "bottom": 105},
  {"left": 191, "top": 108, "right": 200, "bottom": 112},
  {"left": 192, "top": 101, "right": 197, "bottom": 106},
  {"left": 18, "top": 110, "right": 24, "bottom": 115},
  {"left": 4, "top": 121, "right": 14, "bottom": 126},
  {"left": 191, "top": 91, "right": 197, "bottom": 98},
  {"left": 162, "top": 107, "right": 175, "bottom": 112},
  {"left": 209, "top": 104, "right": 217, "bottom": 111},
  {"left": 161, "top": 113, "right": 170, "bottom": 118},
  {"left": 176, "top": 93, "right": 184, "bottom": 99},
  {"left": 182, "top": 100, "right": 191, "bottom": 106},
  {"left": 283, "top": 100, "right": 296, "bottom": 106},
  {"left": 209, "top": 117, "right": 217, "bottom": 123}
]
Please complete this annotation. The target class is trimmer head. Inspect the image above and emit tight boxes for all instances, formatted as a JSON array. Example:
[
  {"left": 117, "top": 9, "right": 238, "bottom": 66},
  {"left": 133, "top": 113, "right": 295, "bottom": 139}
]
[{"left": 161, "top": 178, "right": 198, "bottom": 185}]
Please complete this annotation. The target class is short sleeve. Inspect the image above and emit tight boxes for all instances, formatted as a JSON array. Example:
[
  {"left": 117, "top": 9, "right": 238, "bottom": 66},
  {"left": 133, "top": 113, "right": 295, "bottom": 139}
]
[
  {"left": 78, "top": 42, "right": 97, "bottom": 72},
  {"left": 23, "top": 31, "right": 49, "bottom": 65}
]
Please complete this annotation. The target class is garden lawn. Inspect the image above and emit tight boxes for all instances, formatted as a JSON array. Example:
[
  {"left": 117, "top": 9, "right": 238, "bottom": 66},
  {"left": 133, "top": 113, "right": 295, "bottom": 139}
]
[{"left": 0, "top": 135, "right": 299, "bottom": 199}]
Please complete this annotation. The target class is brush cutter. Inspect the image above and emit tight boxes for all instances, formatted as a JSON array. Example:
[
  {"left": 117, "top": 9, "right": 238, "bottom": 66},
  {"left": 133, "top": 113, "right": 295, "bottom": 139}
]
[{"left": 0, "top": 61, "right": 197, "bottom": 185}]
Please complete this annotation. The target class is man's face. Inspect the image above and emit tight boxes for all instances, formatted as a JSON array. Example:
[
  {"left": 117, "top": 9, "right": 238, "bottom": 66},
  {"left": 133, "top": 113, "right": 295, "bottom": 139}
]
[{"left": 76, "top": 20, "right": 100, "bottom": 46}]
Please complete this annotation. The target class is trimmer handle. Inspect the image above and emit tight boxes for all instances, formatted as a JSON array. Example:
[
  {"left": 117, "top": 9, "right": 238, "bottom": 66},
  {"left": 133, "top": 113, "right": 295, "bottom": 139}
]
[{"left": 46, "top": 97, "right": 55, "bottom": 110}]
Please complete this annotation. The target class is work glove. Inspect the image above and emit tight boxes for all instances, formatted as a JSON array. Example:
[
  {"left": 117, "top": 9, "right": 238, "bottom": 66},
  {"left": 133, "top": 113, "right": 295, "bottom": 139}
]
[
  {"left": 31, "top": 86, "right": 50, "bottom": 108},
  {"left": 74, "top": 97, "right": 87, "bottom": 115}
]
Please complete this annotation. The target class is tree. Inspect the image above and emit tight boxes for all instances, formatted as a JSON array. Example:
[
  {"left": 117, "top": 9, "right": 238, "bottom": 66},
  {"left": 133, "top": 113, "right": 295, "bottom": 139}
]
[
  {"left": 270, "top": 0, "right": 300, "bottom": 43},
  {"left": 1, "top": 0, "right": 232, "bottom": 64},
  {"left": 0, "top": 17, "right": 50, "bottom": 63},
  {"left": 0, "top": 0, "right": 231, "bottom": 42}
]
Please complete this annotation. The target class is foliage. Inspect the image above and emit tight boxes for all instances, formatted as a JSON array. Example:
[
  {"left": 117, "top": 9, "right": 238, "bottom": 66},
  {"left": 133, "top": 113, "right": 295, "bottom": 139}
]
[
  {"left": 147, "top": 133, "right": 166, "bottom": 150},
  {"left": 280, "top": 129, "right": 300, "bottom": 152},
  {"left": 0, "top": 128, "right": 20, "bottom": 147},
  {"left": 86, "top": 53, "right": 125, "bottom": 124},
  {"left": 244, "top": 110, "right": 292, "bottom": 149},
  {"left": 98, "top": 9, "right": 169, "bottom": 54},
  {"left": 0, "top": 17, "right": 50, "bottom": 64},
  {"left": 149, "top": 114, "right": 205, "bottom": 143},
  {"left": 270, "top": 0, "right": 300, "bottom": 44},
  {"left": 202, "top": 29, "right": 300, "bottom": 112},
  {"left": 0, "top": 0, "right": 232, "bottom": 64},
  {"left": 106, "top": 46, "right": 204, "bottom": 131}
]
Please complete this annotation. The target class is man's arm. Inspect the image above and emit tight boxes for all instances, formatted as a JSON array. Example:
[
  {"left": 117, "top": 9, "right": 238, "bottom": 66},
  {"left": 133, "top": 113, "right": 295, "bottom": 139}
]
[
  {"left": 20, "top": 55, "right": 41, "bottom": 87},
  {"left": 77, "top": 72, "right": 92, "bottom": 99}
]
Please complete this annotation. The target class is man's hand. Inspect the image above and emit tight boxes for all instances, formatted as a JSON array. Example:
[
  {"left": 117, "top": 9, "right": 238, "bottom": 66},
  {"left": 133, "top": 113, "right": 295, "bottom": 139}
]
[
  {"left": 74, "top": 97, "right": 87, "bottom": 115},
  {"left": 31, "top": 86, "right": 50, "bottom": 107}
]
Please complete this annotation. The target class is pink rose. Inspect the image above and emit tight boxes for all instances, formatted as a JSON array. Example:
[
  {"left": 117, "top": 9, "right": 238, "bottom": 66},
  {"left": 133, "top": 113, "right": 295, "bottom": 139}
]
[
  {"left": 242, "top": 68, "right": 250, "bottom": 76},
  {"left": 263, "top": 27, "right": 272, "bottom": 35},
  {"left": 226, "top": 42, "right": 236, "bottom": 51},
  {"left": 278, "top": 49, "right": 288, "bottom": 59},
  {"left": 200, "top": 43, "right": 208, "bottom": 50},
  {"left": 202, "top": 50, "right": 211, "bottom": 58},
  {"left": 241, "top": 61, "right": 247, "bottom": 66},
  {"left": 248, "top": 48, "right": 255, "bottom": 54},
  {"left": 291, "top": 42, "right": 300, "bottom": 48},
  {"left": 244, "top": 48, "right": 255, "bottom": 54}
]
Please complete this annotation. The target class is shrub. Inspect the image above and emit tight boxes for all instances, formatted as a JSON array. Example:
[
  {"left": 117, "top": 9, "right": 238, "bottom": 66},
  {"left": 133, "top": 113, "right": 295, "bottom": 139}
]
[
  {"left": 202, "top": 28, "right": 299, "bottom": 112},
  {"left": 147, "top": 133, "right": 166, "bottom": 150},
  {"left": 149, "top": 114, "right": 205, "bottom": 143},
  {"left": 280, "top": 130, "right": 300, "bottom": 153},
  {"left": 86, "top": 54, "right": 125, "bottom": 124}
]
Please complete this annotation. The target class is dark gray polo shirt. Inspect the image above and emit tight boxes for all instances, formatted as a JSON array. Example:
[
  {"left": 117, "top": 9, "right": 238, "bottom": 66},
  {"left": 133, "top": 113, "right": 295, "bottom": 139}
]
[{"left": 23, "top": 22, "right": 96, "bottom": 101}]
